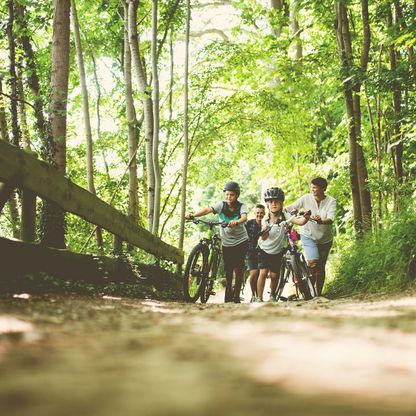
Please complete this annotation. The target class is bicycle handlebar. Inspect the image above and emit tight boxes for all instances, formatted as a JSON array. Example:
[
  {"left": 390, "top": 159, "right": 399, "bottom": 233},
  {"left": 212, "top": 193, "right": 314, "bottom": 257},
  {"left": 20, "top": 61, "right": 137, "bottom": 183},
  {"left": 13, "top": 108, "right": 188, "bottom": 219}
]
[{"left": 187, "top": 217, "right": 229, "bottom": 228}]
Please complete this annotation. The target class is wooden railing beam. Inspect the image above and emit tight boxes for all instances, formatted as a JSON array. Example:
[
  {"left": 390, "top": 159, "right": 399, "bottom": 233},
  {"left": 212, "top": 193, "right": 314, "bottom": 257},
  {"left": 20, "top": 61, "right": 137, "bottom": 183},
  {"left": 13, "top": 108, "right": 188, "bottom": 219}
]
[{"left": 0, "top": 141, "right": 183, "bottom": 264}]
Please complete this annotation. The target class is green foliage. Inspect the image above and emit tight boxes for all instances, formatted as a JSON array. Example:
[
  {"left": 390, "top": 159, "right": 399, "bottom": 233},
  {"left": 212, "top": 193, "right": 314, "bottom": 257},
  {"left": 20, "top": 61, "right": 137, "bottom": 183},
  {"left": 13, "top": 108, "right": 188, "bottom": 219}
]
[{"left": 326, "top": 212, "right": 416, "bottom": 298}]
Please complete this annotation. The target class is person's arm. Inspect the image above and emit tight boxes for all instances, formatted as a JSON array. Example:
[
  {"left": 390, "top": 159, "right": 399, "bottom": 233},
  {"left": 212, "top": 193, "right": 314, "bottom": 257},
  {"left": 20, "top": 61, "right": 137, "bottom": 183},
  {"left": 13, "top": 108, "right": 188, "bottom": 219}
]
[
  {"left": 285, "top": 196, "right": 304, "bottom": 214},
  {"left": 229, "top": 213, "right": 247, "bottom": 228},
  {"left": 291, "top": 211, "right": 310, "bottom": 226},
  {"left": 185, "top": 207, "right": 213, "bottom": 219}
]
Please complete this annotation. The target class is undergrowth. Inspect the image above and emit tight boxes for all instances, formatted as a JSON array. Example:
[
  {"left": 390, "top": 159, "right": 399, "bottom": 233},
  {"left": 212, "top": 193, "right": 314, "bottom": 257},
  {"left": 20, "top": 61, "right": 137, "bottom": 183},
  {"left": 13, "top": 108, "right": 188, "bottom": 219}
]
[{"left": 326, "top": 214, "right": 416, "bottom": 298}]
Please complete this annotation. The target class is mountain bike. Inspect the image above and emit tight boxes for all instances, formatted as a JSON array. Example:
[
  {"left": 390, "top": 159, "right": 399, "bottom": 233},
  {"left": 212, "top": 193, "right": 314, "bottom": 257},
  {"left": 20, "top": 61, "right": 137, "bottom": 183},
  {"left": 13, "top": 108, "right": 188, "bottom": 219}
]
[
  {"left": 183, "top": 218, "right": 225, "bottom": 303},
  {"left": 274, "top": 213, "right": 316, "bottom": 301}
]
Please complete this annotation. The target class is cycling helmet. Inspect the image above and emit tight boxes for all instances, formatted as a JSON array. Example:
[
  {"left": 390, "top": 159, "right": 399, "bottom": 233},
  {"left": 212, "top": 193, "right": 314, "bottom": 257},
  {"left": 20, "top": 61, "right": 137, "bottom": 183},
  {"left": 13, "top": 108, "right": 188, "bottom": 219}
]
[
  {"left": 223, "top": 181, "right": 240, "bottom": 197},
  {"left": 264, "top": 187, "right": 285, "bottom": 202}
]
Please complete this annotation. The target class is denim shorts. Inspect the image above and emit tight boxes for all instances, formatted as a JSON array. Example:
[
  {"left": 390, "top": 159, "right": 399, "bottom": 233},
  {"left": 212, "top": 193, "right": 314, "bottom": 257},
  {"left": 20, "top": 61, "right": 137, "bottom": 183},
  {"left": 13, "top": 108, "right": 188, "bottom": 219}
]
[
  {"left": 300, "top": 235, "right": 332, "bottom": 266},
  {"left": 246, "top": 249, "right": 259, "bottom": 271}
]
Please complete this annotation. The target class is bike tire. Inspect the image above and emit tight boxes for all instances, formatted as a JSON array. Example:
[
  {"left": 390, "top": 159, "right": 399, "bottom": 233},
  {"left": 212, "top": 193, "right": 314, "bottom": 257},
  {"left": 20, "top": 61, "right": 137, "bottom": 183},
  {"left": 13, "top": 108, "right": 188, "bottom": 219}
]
[
  {"left": 200, "top": 251, "right": 220, "bottom": 303},
  {"left": 275, "top": 260, "right": 288, "bottom": 301},
  {"left": 293, "top": 255, "right": 315, "bottom": 300},
  {"left": 183, "top": 243, "right": 209, "bottom": 303}
]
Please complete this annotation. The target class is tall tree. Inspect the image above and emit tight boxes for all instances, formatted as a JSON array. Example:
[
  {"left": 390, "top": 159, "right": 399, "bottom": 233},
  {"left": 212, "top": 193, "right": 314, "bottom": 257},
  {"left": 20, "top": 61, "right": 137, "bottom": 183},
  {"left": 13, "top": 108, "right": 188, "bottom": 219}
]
[
  {"left": 128, "top": 0, "right": 155, "bottom": 231},
  {"left": 6, "top": 0, "right": 21, "bottom": 147},
  {"left": 335, "top": 0, "right": 372, "bottom": 234},
  {"left": 179, "top": 0, "right": 191, "bottom": 250},
  {"left": 151, "top": 0, "right": 161, "bottom": 235},
  {"left": 124, "top": 0, "right": 139, "bottom": 224},
  {"left": 71, "top": 0, "right": 103, "bottom": 248},
  {"left": 41, "top": 0, "right": 71, "bottom": 248}
]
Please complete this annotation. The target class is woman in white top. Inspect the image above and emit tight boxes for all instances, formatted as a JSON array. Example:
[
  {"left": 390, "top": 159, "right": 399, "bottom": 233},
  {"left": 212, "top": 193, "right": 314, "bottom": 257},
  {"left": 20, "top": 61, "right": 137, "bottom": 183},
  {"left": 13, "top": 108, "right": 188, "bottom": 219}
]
[
  {"left": 256, "top": 187, "right": 309, "bottom": 302},
  {"left": 286, "top": 177, "right": 336, "bottom": 296}
]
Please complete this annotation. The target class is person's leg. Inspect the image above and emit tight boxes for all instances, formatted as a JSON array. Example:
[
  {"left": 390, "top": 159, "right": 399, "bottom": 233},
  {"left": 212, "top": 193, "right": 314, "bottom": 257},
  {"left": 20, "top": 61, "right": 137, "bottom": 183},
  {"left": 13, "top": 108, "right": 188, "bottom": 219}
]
[
  {"left": 316, "top": 241, "right": 332, "bottom": 296},
  {"left": 268, "top": 251, "right": 283, "bottom": 300},
  {"left": 269, "top": 271, "right": 278, "bottom": 298},
  {"left": 233, "top": 266, "right": 245, "bottom": 303},
  {"left": 232, "top": 241, "right": 248, "bottom": 303},
  {"left": 301, "top": 235, "right": 320, "bottom": 293},
  {"left": 257, "top": 268, "right": 268, "bottom": 301},
  {"left": 249, "top": 269, "right": 258, "bottom": 298},
  {"left": 222, "top": 246, "right": 234, "bottom": 302}
]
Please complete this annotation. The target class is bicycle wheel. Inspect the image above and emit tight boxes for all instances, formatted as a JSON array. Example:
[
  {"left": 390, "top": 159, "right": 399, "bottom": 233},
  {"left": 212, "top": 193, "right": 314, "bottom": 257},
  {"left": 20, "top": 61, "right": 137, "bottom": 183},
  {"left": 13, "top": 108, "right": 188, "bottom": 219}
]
[
  {"left": 200, "top": 251, "right": 220, "bottom": 303},
  {"left": 293, "top": 255, "right": 315, "bottom": 300},
  {"left": 275, "top": 259, "right": 288, "bottom": 301},
  {"left": 183, "top": 243, "right": 209, "bottom": 303}
]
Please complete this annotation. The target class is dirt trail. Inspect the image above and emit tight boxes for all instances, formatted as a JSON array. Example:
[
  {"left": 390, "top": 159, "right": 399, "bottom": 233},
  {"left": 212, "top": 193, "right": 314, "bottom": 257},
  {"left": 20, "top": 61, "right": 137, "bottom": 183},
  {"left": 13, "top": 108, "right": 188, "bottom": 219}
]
[{"left": 1, "top": 290, "right": 416, "bottom": 416}]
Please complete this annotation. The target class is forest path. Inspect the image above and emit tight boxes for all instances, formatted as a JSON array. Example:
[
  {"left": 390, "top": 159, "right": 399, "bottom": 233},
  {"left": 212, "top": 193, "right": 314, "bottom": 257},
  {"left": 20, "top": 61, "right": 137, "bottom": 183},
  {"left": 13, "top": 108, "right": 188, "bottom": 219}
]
[{"left": 1, "top": 292, "right": 416, "bottom": 416}]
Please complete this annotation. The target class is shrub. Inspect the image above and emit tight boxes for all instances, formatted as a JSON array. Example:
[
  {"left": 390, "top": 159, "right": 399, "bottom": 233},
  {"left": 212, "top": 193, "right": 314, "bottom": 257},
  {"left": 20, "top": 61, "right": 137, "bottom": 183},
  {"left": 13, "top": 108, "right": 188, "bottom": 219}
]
[{"left": 326, "top": 214, "right": 416, "bottom": 298}]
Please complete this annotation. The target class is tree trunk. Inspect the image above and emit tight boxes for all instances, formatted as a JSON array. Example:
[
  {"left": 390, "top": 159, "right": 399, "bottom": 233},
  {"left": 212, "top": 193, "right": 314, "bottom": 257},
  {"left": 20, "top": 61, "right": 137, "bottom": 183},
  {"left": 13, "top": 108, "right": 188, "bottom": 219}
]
[
  {"left": 90, "top": 52, "right": 111, "bottom": 180},
  {"left": 71, "top": 0, "right": 103, "bottom": 248},
  {"left": 16, "top": 2, "right": 49, "bottom": 145},
  {"left": 151, "top": 0, "right": 161, "bottom": 236},
  {"left": 124, "top": 0, "right": 139, "bottom": 224},
  {"left": 41, "top": 0, "right": 71, "bottom": 249},
  {"left": 128, "top": 0, "right": 155, "bottom": 232},
  {"left": 179, "top": 0, "right": 191, "bottom": 251},
  {"left": 17, "top": 68, "right": 37, "bottom": 242},
  {"left": 335, "top": 1, "right": 372, "bottom": 234},
  {"left": 7, "top": 0, "right": 21, "bottom": 147},
  {"left": 0, "top": 79, "right": 20, "bottom": 238},
  {"left": 290, "top": 0, "right": 302, "bottom": 60}
]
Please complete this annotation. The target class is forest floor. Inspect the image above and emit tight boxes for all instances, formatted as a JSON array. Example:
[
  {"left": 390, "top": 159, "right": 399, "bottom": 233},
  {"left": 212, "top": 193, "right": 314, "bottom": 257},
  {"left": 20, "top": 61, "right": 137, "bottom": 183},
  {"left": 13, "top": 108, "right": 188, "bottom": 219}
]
[{"left": 1, "top": 284, "right": 416, "bottom": 416}]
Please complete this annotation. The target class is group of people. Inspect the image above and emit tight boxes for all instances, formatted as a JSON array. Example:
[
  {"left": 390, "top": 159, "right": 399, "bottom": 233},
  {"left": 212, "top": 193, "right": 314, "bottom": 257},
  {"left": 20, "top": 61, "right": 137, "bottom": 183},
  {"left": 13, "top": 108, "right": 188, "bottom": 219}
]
[{"left": 185, "top": 178, "right": 336, "bottom": 304}]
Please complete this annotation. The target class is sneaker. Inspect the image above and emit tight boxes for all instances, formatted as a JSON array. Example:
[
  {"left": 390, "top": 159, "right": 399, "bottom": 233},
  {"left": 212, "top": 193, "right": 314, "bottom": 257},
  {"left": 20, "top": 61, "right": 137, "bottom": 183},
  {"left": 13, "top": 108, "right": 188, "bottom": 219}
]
[
  {"left": 255, "top": 297, "right": 263, "bottom": 303},
  {"left": 268, "top": 295, "right": 277, "bottom": 303},
  {"left": 250, "top": 296, "right": 256, "bottom": 303}
]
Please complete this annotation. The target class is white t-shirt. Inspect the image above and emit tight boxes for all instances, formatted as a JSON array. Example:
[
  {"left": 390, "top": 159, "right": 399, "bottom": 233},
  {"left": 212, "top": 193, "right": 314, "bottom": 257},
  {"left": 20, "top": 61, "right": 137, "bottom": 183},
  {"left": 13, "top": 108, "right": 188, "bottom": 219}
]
[
  {"left": 258, "top": 212, "right": 291, "bottom": 255},
  {"left": 286, "top": 194, "right": 336, "bottom": 244}
]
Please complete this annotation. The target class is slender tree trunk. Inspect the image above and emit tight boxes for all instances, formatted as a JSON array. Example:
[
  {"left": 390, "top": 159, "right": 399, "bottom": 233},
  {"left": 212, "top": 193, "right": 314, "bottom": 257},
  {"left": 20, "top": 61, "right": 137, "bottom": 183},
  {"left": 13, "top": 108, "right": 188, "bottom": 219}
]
[
  {"left": 151, "top": 0, "right": 161, "bottom": 235},
  {"left": 0, "top": 78, "right": 20, "bottom": 238},
  {"left": 41, "top": 0, "right": 71, "bottom": 249},
  {"left": 290, "top": 0, "right": 302, "bottom": 60},
  {"left": 128, "top": 0, "right": 155, "bottom": 231},
  {"left": 16, "top": 2, "right": 49, "bottom": 145},
  {"left": 7, "top": 0, "right": 21, "bottom": 147},
  {"left": 391, "top": 1, "right": 403, "bottom": 186},
  {"left": 335, "top": 1, "right": 372, "bottom": 234},
  {"left": 124, "top": 0, "right": 138, "bottom": 224},
  {"left": 17, "top": 69, "right": 37, "bottom": 242},
  {"left": 90, "top": 53, "right": 111, "bottom": 180},
  {"left": 179, "top": 0, "right": 191, "bottom": 250},
  {"left": 335, "top": 2, "right": 362, "bottom": 231},
  {"left": 71, "top": 0, "right": 103, "bottom": 248}
]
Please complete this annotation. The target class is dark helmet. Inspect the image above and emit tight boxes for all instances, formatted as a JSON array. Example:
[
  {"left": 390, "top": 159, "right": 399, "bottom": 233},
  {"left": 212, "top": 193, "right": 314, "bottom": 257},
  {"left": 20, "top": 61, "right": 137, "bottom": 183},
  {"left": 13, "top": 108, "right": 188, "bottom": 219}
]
[
  {"left": 264, "top": 187, "right": 285, "bottom": 202},
  {"left": 223, "top": 181, "right": 240, "bottom": 197}
]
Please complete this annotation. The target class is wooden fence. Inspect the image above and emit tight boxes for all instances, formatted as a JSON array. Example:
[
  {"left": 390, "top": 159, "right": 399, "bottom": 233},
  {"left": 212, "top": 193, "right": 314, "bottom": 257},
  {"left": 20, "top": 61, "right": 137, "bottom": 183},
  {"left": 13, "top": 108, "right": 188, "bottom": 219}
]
[{"left": 0, "top": 140, "right": 183, "bottom": 266}]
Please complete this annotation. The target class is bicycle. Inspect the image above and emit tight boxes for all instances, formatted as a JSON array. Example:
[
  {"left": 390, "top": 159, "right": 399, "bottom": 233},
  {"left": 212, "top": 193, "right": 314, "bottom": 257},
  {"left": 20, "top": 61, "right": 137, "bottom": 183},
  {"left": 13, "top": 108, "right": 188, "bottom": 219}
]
[
  {"left": 183, "top": 218, "right": 225, "bottom": 303},
  {"left": 274, "top": 212, "right": 316, "bottom": 301}
]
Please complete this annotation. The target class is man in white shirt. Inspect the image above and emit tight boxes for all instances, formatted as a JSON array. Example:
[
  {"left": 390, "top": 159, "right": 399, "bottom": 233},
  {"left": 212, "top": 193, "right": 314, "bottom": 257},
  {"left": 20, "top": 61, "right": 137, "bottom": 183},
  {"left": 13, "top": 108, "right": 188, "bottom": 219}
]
[{"left": 286, "top": 177, "right": 336, "bottom": 296}]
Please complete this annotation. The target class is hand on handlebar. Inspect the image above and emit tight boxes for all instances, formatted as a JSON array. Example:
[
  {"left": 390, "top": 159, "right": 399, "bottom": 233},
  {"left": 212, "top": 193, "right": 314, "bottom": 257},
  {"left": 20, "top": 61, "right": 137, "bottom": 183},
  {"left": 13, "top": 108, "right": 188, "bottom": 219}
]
[{"left": 185, "top": 213, "right": 194, "bottom": 220}]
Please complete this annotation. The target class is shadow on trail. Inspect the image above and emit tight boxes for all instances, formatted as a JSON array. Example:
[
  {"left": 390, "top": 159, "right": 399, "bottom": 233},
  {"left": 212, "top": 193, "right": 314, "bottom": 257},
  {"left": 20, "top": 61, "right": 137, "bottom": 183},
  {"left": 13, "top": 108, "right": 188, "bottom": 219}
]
[{"left": 0, "top": 295, "right": 415, "bottom": 416}]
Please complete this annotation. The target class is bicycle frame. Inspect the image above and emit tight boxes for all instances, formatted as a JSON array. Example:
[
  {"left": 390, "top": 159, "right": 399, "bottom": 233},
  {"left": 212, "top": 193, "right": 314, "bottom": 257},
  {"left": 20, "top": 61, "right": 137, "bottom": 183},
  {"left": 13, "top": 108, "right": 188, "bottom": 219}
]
[{"left": 277, "top": 225, "right": 315, "bottom": 301}]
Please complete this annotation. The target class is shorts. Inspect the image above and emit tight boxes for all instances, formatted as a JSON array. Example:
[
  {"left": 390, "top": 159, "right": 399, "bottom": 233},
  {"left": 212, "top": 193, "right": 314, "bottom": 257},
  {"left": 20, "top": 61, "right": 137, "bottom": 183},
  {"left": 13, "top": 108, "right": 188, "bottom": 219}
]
[
  {"left": 300, "top": 235, "right": 332, "bottom": 266},
  {"left": 246, "top": 249, "right": 260, "bottom": 271},
  {"left": 258, "top": 249, "right": 284, "bottom": 274},
  {"left": 222, "top": 240, "right": 248, "bottom": 272}
]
